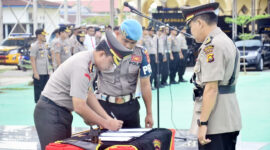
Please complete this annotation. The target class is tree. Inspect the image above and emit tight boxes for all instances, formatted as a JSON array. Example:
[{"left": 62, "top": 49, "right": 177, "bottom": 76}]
[{"left": 225, "top": 14, "right": 270, "bottom": 73}]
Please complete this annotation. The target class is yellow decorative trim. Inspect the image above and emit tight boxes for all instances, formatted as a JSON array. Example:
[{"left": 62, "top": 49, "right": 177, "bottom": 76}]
[{"left": 186, "top": 14, "right": 194, "bottom": 22}]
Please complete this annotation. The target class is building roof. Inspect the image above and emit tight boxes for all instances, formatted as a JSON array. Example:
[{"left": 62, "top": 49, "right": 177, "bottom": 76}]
[
  {"left": 2, "top": 0, "right": 60, "bottom": 9},
  {"left": 66, "top": 0, "right": 129, "bottom": 13}
]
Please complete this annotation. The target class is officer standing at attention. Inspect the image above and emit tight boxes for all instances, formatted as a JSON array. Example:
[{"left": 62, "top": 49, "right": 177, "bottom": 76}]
[
  {"left": 178, "top": 27, "right": 188, "bottom": 82},
  {"left": 34, "top": 31, "right": 129, "bottom": 150},
  {"left": 54, "top": 26, "right": 72, "bottom": 69},
  {"left": 181, "top": 2, "right": 242, "bottom": 150},
  {"left": 142, "top": 27, "right": 156, "bottom": 90},
  {"left": 167, "top": 27, "right": 180, "bottom": 84},
  {"left": 73, "top": 31, "right": 87, "bottom": 54},
  {"left": 153, "top": 27, "right": 166, "bottom": 88},
  {"left": 96, "top": 19, "right": 153, "bottom": 128},
  {"left": 30, "top": 29, "right": 50, "bottom": 103},
  {"left": 69, "top": 26, "right": 81, "bottom": 55},
  {"left": 50, "top": 28, "right": 59, "bottom": 71}
]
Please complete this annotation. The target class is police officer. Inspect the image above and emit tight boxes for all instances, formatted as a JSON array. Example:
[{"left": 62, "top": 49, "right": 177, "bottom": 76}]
[
  {"left": 96, "top": 19, "right": 153, "bottom": 128},
  {"left": 34, "top": 31, "right": 129, "bottom": 150},
  {"left": 167, "top": 27, "right": 181, "bottom": 84},
  {"left": 181, "top": 2, "right": 242, "bottom": 150},
  {"left": 30, "top": 29, "right": 50, "bottom": 103},
  {"left": 153, "top": 27, "right": 166, "bottom": 88},
  {"left": 178, "top": 27, "right": 188, "bottom": 82},
  {"left": 54, "top": 26, "right": 72, "bottom": 69},
  {"left": 50, "top": 28, "right": 59, "bottom": 71},
  {"left": 69, "top": 26, "right": 81, "bottom": 55},
  {"left": 162, "top": 26, "right": 172, "bottom": 86},
  {"left": 73, "top": 31, "right": 87, "bottom": 54},
  {"left": 142, "top": 27, "right": 157, "bottom": 89}
]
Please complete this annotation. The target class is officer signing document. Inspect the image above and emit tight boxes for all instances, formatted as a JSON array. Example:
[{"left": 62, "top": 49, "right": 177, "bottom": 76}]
[
  {"left": 181, "top": 2, "right": 242, "bottom": 150},
  {"left": 34, "top": 31, "right": 132, "bottom": 150}
]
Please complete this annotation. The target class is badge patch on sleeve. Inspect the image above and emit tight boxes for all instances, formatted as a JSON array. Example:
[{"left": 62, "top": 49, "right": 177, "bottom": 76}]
[
  {"left": 131, "top": 55, "right": 142, "bottom": 63},
  {"left": 207, "top": 53, "right": 214, "bottom": 63},
  {"left": 203, "top": 45, "right": 214, "bottom": 54}
]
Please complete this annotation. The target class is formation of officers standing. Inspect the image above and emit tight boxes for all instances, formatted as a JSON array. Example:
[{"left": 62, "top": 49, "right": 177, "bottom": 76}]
[{"left": 140, "top": 25, "right": 188, "bottom": 90}]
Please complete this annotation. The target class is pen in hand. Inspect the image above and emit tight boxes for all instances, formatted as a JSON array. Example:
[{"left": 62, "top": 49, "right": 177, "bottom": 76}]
[{"left": 111, "top": 112, "right": 117, "bottom": 120}]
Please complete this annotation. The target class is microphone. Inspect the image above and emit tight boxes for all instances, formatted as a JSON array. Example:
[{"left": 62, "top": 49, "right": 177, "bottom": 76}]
[{"left": 123, "top": 2, "right": 141, "bottom": 14}]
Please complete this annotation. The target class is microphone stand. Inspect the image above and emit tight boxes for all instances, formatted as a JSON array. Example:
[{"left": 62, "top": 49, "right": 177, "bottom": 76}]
[
  {"left": 126, "top": 6, "right": 193, "bottom": 129},
  {"left": 129, "top": 9, "right": 194, "bottom": 39}
]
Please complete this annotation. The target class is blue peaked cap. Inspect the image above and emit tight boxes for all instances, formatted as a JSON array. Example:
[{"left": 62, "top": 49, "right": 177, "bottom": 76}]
[{"left": 120, "top": 19, "right": 142, "bottom": 41}]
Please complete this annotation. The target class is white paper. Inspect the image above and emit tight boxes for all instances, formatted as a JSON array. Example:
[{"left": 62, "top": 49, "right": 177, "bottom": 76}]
[
  {"left": 100, "top": 136, "right": 133, "bottom": 142},
  {"left": 100, "top": 132, "right": 144, "bottom": 137},
  {"left": 118, "top": 128, "right": 152, "bottom": 132}
]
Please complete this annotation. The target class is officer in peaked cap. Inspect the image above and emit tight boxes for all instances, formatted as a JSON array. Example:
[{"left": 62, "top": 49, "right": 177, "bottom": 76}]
[
  {"left": 30, "top": 29, "right": 50, "bottom": 103},
  {"left": 73, "top": 31, "right": 87, "bottom": 54},
  {"left": 181, "top": 2, "right": 242, "bottom": 150},
  {"left": 34, "top": 30, "right": 132, "bottom": 150},
  {"left": 96, "top": 19, "right": 154, "bottom": 128},
  {"left": 54, "top": 26, "right": 72, "bottom": 69}
]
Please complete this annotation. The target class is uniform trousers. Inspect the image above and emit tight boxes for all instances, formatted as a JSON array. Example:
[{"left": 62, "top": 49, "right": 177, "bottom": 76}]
[
  {"left": 179, "top": 50, "right": 188, "bottom": 80},
  {"left": 170, "top": 52, "right": 180, "bottom": 82},
  {"left": 34, "top": 95, "right": 73, "bottom": 150},
  {"left": 149, "top": 54, "right": 157, "bottom": 87},
  {"left": 99, "top": 98, "right": 140, "bottom": 128},
  {"left": 33, "top": 74, "right": 49, "bottom": 103},
  {"left": 199, "top": 131, "right": 239, "bottom": 150}
]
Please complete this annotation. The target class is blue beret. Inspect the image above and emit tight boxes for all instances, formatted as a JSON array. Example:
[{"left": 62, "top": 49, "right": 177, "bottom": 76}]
[{"left": 120, "top": 19, "right": 142, "bottom": 41}]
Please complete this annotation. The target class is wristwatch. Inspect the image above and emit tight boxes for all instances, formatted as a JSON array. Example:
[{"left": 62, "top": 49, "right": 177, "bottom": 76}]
[{"left": 197, "top": 119, "right": 208, "bottom": 126}]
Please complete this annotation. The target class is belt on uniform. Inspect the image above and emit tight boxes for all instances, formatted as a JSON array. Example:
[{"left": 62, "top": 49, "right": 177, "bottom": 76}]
[
  {"left": 95, "top": 92, "right": 136, "bottom": 104},
  {"left": 40, "top": 95, "right": 71, "bottom": 113},
  {"left": 219, "top": 85, "right": 235, "bottom": 94}
]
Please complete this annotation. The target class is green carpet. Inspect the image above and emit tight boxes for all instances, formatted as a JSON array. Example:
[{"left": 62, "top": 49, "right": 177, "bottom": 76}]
[{"left": 0, "top": 71, "right": 270, "bottom": 142}]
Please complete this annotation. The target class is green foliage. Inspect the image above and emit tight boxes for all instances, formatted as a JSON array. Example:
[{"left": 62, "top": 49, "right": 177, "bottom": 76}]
[
  {"left": 82, "top": 16, "right": 111, "bottom": 25},
  {"left": 225, "top": 14, "right": 270, "bottom": 26},
  {"left": 239, "top": 33, "right": 256, "bottom": 40},
  {"left": 82, "top": 15, "right": 120, "bottom": 26}
]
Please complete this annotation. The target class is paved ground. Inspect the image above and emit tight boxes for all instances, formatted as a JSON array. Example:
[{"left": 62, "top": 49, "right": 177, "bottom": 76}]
[{"left": 0, "top": 65, "right": 270, "bottom": 150}]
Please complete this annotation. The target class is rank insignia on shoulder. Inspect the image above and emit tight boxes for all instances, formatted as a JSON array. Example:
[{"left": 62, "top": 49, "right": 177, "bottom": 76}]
[
  {"left": 204, "top": 36, "right": 213, "bottom": 45},
  {"left": 207, "top": 53, "right": 214, "bottom": 63},
  {"left": 203, "top": 45, "right": 214, "bottom": 54}
]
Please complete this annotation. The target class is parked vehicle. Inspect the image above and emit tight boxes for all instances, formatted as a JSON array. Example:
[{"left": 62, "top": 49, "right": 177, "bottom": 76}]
[{"left": 235, "top": 38, "right": 270, "bottom": 71}]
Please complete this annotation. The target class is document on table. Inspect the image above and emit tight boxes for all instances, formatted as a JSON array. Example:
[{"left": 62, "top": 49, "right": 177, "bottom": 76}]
[
  {"left": 99, "top": 136, "right": 133, "bottom": 142},
  {"left": 99, "top": 128, "right": 152, "bottom": 142}
]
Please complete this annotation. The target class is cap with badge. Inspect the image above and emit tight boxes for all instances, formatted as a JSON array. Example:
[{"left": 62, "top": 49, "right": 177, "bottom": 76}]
[
  {"left": 120, "top": 19, "right": 142, "bottom": 41},
  {"left": 35, "top": 29, "right": 48, "bottom": 36},
  {"left": 180, "top": 2, "right": 219, "bottom": 25},
  {"left": 77, "top": 31, "right": 86, "bottom": 37},
  {"left": 59, "top": 26, "right": 71, "bottom": 33},
  {"left": 96, "top": 31, "right": 132, "bottom": 66}
]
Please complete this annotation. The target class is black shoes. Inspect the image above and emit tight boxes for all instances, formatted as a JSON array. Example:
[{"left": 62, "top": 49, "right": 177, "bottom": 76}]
[{"left": 179, "top": 78, "right": 187, "bottom": 82}]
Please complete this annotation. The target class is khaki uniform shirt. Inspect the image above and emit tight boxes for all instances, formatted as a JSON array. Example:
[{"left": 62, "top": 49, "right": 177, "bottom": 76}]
[
  {"left": 42, "top": 51, "right": 96, "bottom": 111},
  {"left": 190, "top": 27, "right": 242, "bottom": 135},
  {"left": 167, "top": 35, "right": 181, "bottom": 52},
  {"left": 51, "top": 38, "right": 59, "bottom": 70},
  {"left": 97, "top": 46, "right": 152, "bottom": 97},
  {"left": 178, "top": 33, "right": 188, "bottom": 50},
  {"left": 142, "top": 35, "right": 155, "bottom": 55},
  {"left": 153, "top": 35, "right": 166, "bottom": 54},
  {"left": 54, "top": 38, "right": 72, "bottom": 64},
  {"left": 30, "top": 41, "right": 50, "bottom": 75},
  {"left": 73, "top": 41, "right": 87, "bottom": 54}
]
